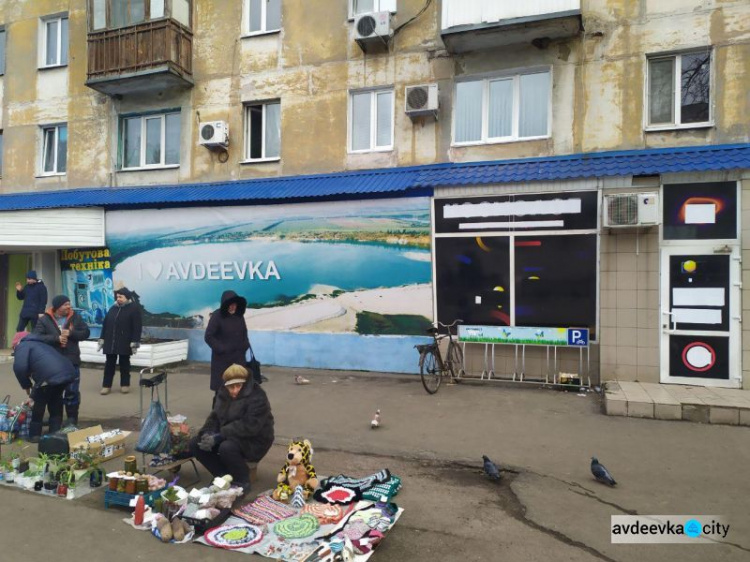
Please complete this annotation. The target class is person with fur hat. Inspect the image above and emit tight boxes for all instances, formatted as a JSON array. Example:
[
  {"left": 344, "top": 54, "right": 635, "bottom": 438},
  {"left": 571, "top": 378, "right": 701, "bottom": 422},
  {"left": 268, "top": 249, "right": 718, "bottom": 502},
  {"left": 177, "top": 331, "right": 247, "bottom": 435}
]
[
  {"left": 15, "top": 270, "right": 48, "bottom": 332},
  {"left": 204, "top": 290, "right": 253, "bottom": 392},
  {"left": 189, "top": 364, "right": 274, "bottom": 493},
  {"left": 33, "top": 294, "right": 90, "bottom": 427},
  {"left": 98, "top": 287, "right": 143, "bottom": 395},
  {"left": 12, "top": 331, "right": 77, "bottom": 442}
]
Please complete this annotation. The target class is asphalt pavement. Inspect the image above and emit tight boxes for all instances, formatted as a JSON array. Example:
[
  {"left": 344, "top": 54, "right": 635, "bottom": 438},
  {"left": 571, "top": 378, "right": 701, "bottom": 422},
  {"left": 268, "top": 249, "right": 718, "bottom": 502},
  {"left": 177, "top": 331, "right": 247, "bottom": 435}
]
[{"left": 0, "top": 361, "right": 748, "bottom": 561}]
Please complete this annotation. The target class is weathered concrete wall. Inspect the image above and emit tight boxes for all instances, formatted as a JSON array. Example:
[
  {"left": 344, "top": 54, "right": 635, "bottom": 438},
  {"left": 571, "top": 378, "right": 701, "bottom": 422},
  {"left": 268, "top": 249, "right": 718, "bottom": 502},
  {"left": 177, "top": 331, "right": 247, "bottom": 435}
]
[{"left": 0, "top": 0, "right": 747, "bottom": 193}]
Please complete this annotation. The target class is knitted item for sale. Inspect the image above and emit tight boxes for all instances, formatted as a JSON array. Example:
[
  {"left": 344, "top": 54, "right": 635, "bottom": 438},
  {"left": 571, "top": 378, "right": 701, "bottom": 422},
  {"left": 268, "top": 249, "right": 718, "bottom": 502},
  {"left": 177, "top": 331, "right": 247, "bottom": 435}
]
[
  {"left": 313, "top": 484, "right": 363, "bottom": 505},
  {"left": 233, "top": 495, "right": 297, "bottom": 526},
  {"left": 301, "top": 503, "right": 346, "bottom": 525},
  {"left": 291, "top": 485, "right": 306, "bottom": 508},
  {"left": 204, "top": 523, "right": 263, "bottom": 550},
  {"left": 321, "top": 469, "right": 391, "bottom": 492},
  {"left": 362, "top": 475, "right": 403, "bottom": 501},
  {"left": 273, "top": 513, "right": 320, "bottom": 540}
]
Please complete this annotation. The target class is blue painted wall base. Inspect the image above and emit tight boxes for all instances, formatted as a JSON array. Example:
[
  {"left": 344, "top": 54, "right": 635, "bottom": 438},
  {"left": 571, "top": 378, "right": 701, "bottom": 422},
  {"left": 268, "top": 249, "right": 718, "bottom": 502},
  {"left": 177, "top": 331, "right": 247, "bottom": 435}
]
[{"left": 144, "top": 327, "right": 431, "bottom": 375}]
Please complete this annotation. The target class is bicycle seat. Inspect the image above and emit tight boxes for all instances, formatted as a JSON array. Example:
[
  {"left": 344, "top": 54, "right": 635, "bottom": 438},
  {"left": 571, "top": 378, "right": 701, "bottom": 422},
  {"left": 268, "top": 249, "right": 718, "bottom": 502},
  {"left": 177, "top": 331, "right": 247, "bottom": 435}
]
[
  {"left": 139, "top": 372, "right": 167, "bottom": 388},
  {"left": 426, "top": 326, "right": 438, "bottom": 335}
]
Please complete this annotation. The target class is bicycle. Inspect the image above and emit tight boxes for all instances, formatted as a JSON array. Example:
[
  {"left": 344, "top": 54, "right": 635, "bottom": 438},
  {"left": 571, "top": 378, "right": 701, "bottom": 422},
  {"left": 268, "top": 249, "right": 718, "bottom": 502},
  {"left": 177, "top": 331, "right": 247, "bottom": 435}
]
[{"left": 415, "top": 319, "right": 464, "bottom": 394}]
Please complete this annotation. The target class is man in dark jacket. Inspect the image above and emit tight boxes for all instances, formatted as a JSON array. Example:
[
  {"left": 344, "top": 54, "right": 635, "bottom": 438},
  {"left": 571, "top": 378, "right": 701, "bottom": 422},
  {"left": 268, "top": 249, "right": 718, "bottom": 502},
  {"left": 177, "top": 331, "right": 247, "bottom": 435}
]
[
  {"left": 33, "top": 294, "right": 91, "bottom": 427},
  {"left": 204, "top": 290, "right": 253, "bottom": 391},
  {"left": 15, "top": 270, "right": 48, "bottom": 331},
  {"left": 12, "top": 331, "right": 77, "bottom": 442},
  {"left": 98, "top": 287, "right": 143, "bottom": 395},
  {"left": 189, "top": 364, "right": 274, "bottom": 492}
]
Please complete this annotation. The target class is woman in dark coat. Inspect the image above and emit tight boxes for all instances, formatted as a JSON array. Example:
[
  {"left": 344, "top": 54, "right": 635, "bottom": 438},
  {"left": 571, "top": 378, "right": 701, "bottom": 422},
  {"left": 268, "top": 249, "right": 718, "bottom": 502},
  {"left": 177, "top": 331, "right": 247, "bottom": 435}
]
[
  {"left": 190, "top": 364, "right": 274, "bottom": 492},
  {"left": 204, "top": 290, "right": 250, "bottom": 392},
  {"left": 99, "top": 287, "right": 142, "bottom": 394}
]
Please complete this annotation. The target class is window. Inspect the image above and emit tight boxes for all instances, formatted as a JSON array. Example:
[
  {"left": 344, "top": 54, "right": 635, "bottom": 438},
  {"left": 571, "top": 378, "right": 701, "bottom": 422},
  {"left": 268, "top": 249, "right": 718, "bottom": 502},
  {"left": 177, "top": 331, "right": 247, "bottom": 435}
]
[
  {"left": 245, "top": 0, "right": 281, "bottom": 34},
  {"left": 454, "top": 70, "right": 550, "bottom": 145},
  {"left": 647, "top": 50, "right": 711, "bottom": 128},
  {"left": 41, "top": 124, "right": 67, "bottom": 175},
  {"left": 121, "top": 112, "right": 181, "bottom": 169},
  {"left": 350, "top": 0, "right": 397, "bottom": 17},
  {"left": 89, "top": 1, "right": 188, "bottom": 32},
  {"left": 0, "top": 28, "right": 6, "bottom": 75},
  {"left": 244, "top": 101, "right": 281, "bottom": 161},
  {"left": 41, "top": 16, "right": 69, "bottom": 68},
  {"left": 349, "top": 89, "right": 394, "bottom": 152}
]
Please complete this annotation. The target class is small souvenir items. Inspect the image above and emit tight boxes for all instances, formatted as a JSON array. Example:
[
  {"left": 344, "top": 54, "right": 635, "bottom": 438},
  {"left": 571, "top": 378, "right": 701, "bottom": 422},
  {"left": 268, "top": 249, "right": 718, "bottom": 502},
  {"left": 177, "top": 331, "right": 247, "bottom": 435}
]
[{"left": 204, "top": 523, "right": 263, "bottom": 550}]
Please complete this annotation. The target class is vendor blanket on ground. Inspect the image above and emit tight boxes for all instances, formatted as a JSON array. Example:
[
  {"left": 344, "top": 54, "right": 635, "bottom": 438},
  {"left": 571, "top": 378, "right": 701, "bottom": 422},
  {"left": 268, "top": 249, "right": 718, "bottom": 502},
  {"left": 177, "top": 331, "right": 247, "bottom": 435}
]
[{"left": 195, "top": 498, "right": 403, "bottom": 560}]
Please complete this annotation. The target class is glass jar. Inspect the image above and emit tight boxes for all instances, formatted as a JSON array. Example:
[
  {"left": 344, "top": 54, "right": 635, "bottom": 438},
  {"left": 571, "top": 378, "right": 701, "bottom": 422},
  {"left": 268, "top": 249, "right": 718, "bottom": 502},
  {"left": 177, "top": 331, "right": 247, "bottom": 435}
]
[
  {"left": 124, "top": 456, "right": 137, "bottom": 474},
  {"left": 108, "top": 476, "right": 119, "bottom": 491},
  {"left": 125, "top": 478, "right": 137, "bottom": 495},
  {"left": 136, "top": 477, "right": 148, "bottom": 494}
]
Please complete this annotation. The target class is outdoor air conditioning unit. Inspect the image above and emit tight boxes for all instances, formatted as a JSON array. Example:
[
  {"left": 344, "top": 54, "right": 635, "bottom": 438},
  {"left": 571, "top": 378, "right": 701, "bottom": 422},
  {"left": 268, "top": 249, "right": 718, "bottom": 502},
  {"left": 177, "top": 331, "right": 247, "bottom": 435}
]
[
  {"left": 199, "top": 121, "right": 229, "bottom": 148},
  {"left": 603, "top": 193, "right": 660, "bottom": 227},
  {"left": 405, "top": 84, "right": 439, "bottom": 119},
  {"left": 354, "top": 11, "right": 393, "bottom": 52}
]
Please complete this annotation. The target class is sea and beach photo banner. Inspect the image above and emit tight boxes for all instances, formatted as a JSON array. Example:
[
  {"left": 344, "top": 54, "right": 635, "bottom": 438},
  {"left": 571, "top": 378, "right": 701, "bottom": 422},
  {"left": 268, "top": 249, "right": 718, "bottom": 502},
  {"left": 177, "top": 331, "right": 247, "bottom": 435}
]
[{"left": 104, "top": 198, "right": 432, "bottom": 336}]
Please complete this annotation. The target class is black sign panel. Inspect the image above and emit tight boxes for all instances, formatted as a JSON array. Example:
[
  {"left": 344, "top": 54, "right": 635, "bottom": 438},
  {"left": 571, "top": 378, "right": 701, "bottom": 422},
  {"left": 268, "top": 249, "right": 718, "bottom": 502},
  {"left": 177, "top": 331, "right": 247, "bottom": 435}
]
[
  {"left": 435, "top": 191, "right": 598, "bottom": 234},
  {"left": 669, "top": 254, "right": 729, "bottom": 332},
  {"left": 663, "top": 182, "right": 737, "bottom": 240},
  {"left": 669, "top": 335, "right": 729, "bottom": 379}
]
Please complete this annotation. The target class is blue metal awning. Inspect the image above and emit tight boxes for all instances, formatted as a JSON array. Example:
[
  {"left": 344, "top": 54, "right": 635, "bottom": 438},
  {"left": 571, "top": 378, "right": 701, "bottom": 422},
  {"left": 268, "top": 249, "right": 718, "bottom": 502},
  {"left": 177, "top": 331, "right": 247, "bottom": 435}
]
[{"left": 0, "top": 143, "right": 748, "bottom": 211}]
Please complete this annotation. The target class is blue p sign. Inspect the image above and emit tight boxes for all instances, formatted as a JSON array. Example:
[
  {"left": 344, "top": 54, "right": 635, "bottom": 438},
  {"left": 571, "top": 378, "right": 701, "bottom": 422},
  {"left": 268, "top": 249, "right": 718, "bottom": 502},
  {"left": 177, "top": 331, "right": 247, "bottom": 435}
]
[{"left": 567, "top": 329, "right": 589, "bottom": 346}]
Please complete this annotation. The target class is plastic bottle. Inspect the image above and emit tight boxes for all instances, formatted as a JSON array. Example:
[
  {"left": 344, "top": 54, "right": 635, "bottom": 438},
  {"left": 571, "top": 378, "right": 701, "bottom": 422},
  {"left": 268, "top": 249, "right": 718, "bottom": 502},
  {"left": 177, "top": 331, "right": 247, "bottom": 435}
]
[{"left": 134, "top": 494, "right": 145, "bottom": 526}]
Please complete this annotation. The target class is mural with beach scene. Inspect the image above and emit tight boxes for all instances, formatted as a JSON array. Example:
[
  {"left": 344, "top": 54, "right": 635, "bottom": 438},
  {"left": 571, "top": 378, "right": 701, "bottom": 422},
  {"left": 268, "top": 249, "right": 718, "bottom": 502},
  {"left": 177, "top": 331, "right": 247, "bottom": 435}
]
[{"left": 105, "top": 198, "right": 433, "bottom": 336}]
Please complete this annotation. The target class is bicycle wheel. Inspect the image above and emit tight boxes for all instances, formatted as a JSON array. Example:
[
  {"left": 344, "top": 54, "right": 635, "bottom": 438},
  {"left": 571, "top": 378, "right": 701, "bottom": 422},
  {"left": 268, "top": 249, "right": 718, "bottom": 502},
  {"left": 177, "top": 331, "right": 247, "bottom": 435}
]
[
  {"left": 420, "top": 349, "right": 442, "bottom": 394},
  {"left": 447, "top": 342, "right": 465, "bottom": 383}
]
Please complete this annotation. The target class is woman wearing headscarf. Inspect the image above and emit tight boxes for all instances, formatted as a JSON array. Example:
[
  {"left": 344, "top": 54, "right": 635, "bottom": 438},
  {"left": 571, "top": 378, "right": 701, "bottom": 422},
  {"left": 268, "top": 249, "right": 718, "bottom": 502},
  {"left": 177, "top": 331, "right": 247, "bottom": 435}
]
[
  {"left": 99, "top": 287, "right": 142, "bottom": 395},
  {"left": 204, "top": 290, "right": 251, "bottom": 393}
]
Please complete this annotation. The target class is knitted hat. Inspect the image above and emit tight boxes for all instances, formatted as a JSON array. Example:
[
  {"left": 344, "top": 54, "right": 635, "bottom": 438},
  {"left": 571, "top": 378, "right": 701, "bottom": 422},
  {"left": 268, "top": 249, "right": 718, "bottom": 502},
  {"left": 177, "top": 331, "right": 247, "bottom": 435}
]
[
  {"left": 223, "top": 364, "right": 249, "bottom": 387},
  {"left": 51, "top": 294, "right": 71, "bottom": 310},
  {"left": 26, "top": 270, "right": 37, "bottom": 280},
  {"left": 12, "top": 331, "right": 29, "bottom": 349},
  {"left": 114, "top": 287, "right": 134, "bottom": 300}
]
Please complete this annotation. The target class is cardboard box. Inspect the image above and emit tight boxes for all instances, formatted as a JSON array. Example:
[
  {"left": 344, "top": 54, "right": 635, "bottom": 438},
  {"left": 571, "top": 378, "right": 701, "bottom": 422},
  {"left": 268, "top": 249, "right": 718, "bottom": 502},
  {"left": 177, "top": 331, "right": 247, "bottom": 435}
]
[{"left": 68, "top": 425, "right": 131, "bottom": 462}]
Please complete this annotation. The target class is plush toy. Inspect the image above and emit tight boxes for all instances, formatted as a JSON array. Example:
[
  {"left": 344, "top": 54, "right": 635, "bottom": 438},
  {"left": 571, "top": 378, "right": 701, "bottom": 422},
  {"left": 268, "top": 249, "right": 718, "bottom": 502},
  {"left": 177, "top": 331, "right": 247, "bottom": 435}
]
[{"left": 272, "top": 438, "right": 319, "bottom": 502}]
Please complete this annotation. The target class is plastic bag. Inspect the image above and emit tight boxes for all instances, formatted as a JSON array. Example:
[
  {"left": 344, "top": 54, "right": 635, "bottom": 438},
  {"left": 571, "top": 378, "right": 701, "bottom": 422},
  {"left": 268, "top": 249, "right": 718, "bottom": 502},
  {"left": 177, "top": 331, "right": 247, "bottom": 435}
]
[{"left": 136, "top": 387, "right": 172, "bottom": 454}]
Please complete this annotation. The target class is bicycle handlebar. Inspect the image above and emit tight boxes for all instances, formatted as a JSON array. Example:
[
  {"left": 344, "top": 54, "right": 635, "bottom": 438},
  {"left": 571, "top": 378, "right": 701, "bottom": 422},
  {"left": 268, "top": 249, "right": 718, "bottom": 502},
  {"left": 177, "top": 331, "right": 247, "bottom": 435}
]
[{"left": 436, "top": 319, "right": 463, "bottom": 329}]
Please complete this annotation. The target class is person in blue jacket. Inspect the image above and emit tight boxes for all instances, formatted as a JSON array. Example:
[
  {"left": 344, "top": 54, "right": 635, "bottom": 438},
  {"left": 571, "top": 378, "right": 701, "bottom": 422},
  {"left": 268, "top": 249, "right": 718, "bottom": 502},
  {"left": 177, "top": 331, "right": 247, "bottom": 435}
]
[
  {"left": 15, "top": 270, "right": 48, "bottom": 331},
  {"left": 12, "top": 331, "right": 77, "bottom": 442}
]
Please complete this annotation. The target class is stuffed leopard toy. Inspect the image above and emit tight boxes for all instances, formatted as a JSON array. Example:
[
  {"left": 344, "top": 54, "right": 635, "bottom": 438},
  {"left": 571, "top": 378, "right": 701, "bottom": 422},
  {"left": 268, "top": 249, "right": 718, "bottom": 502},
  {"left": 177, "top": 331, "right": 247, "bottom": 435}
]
[{"left": 272, "top": 438, "right": 319, "bottom": 502}]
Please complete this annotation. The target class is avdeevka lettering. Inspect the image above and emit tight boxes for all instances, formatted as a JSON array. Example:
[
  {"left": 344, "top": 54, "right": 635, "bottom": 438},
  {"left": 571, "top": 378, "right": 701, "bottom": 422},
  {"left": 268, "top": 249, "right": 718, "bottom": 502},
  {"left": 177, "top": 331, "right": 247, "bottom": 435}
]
[{"left": 158, "top": 260, "right": 281, "bottom": 281}]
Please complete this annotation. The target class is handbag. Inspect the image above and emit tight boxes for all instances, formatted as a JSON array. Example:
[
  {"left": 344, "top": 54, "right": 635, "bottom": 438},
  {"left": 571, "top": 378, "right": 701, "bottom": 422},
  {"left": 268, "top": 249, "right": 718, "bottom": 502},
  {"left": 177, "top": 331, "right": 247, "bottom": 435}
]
[
  {"left": 135, "top": 386, "right": 172, "bottom": 454},
  {"left": 246, "top": 344, "right": 263, "bottom": 384}
]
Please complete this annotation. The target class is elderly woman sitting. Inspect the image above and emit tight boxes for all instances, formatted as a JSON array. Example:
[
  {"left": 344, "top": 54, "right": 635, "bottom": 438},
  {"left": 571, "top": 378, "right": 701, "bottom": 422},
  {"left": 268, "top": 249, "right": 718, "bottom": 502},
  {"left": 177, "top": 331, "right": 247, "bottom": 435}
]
[{"left": 189, "top": 364, "right": 274, "bottom": 492}]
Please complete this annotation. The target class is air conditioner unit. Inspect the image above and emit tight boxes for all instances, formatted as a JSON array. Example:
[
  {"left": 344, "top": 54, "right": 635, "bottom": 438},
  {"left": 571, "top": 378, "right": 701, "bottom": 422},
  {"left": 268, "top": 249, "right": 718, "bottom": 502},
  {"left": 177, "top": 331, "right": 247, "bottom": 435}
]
[
  {"left": 405, "top": 84, "right": 439, "bottom": 119},
  {"left": 354, "top": 11, "right": 393, "bottom": 52},
  {"left": 603, "top": 193, "right": 660, "bottom": 227},
  {"left": 199, "top": 121, "right": 229, "bottom": 148}
]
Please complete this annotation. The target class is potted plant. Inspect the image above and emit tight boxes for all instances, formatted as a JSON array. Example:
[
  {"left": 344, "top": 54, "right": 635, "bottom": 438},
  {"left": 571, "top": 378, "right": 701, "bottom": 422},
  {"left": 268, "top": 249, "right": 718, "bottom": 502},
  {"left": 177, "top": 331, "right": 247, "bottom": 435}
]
[
  {"left": 57, "top": 469, "right": 71, "bottom": 497},
  {"left": 10, "top": 452, "right": 21, "bottom": 471}
]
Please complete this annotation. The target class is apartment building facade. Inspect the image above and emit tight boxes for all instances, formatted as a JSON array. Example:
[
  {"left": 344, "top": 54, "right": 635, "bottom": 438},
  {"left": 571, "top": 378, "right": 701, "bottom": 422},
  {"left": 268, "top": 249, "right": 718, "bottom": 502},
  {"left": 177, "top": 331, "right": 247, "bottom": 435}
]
[{"left": 0, "top": 0, "right": 749, "bottom": 388}]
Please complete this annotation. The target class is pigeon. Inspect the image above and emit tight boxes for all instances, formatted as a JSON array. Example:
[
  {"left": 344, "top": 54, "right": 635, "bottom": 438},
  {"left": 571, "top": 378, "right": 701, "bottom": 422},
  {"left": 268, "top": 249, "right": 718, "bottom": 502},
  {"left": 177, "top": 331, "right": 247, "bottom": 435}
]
[
  {"left": 371, "top": 409, "right": 381, "bottom": 429},
  {"left": 591, "top": 457, "right": 616, "bottom": 486},
  {"left": 482, "top": 455, "right": 501, "bottom": 481},
  {"left": 295, "top": 375, "right": 310, "bottom": 385}
]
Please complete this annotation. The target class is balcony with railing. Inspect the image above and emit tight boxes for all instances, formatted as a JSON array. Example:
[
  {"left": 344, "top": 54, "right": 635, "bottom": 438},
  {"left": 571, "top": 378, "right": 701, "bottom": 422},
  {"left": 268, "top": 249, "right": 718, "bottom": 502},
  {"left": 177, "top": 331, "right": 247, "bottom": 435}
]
[
  {"left": 441, "top": 0, "right": 582, "bottom": 53},
  {"left": 85, "top": 0, "right": 193, "bottom": 96}
]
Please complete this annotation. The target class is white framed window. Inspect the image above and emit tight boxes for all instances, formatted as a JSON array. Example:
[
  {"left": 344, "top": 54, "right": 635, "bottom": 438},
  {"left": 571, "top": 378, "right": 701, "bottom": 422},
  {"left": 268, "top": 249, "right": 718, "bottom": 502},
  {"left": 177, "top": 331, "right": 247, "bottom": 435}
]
[
  {"left": 40, "top": 124, "right": 67, "bottom": 175},
  {"left": 453, "top": 69, "right": 551, "bottom": 146},
  {"left": 244, "top": 101, "right": 281, "bottom": 161},
  {"left": 40, "top": 15, "right": 69, "bottom": 68},
  {"left": 647, "top": 49, "right": 711, "bottom": 129},
  {"left": 244, "top": 0, "right": 281, "bottom": 35},
  {"left": 349, "top": 0, "right": 397, "bottom": 18},
  {"left": 121, "top": 112, "right": 181, "bottom": 170},
  {"left": 349, "top": 89, "right": 394, "bottom": 153}
]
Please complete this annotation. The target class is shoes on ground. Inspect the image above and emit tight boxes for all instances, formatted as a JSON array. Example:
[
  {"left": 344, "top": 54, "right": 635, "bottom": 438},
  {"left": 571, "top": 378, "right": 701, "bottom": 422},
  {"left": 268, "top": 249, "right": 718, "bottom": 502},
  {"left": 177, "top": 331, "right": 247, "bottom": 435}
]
[
  {"left": 121, "top": 386, "right": 130, "bottom": 394},
  {"left": 28, "top": 435, "right": 40, "bottom": 444},
  {"left": 100, "top": 387, "right": 111, "bottom": 395}
]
